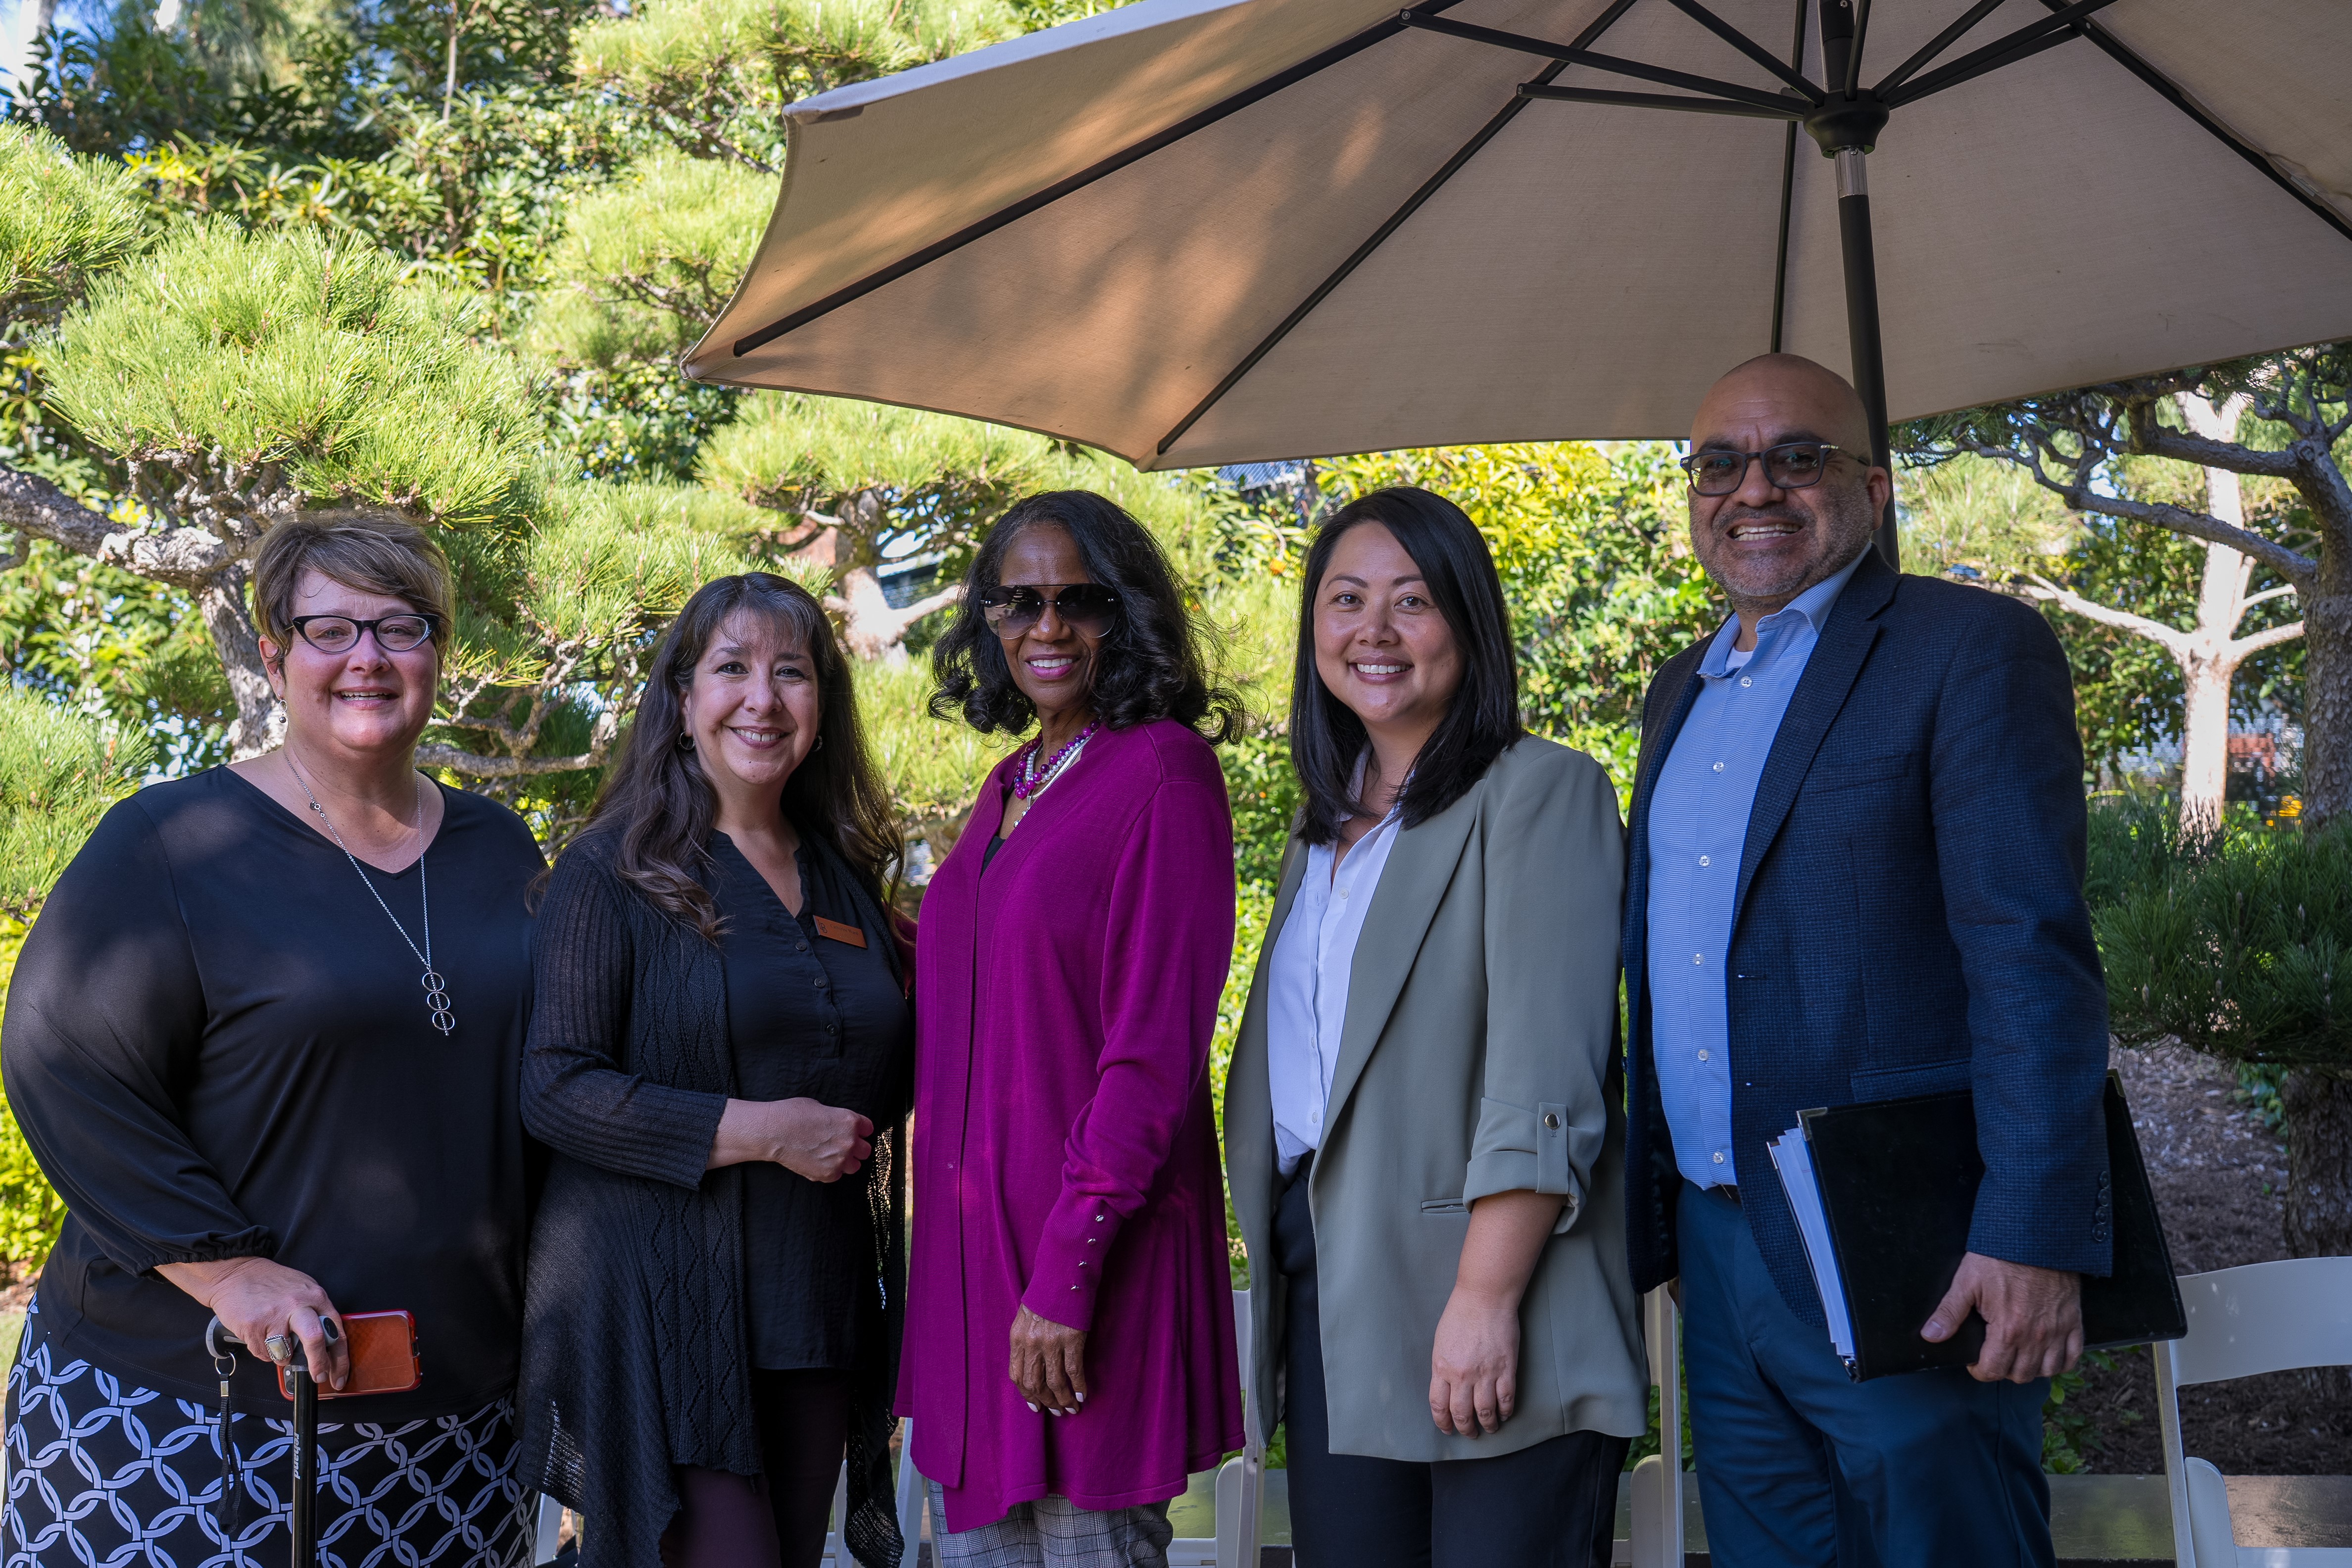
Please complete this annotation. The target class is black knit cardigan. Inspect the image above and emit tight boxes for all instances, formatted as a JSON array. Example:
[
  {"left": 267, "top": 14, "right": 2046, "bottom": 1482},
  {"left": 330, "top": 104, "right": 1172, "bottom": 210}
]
[{"left": 515, "top": 832, "right": 907, "bottom": 1568}]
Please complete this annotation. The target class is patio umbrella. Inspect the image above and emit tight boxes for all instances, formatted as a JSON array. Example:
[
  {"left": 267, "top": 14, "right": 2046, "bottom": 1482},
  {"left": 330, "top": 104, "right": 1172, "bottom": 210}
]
[{"left": 682, "top": 0, "right": 2352, "bottom": 560}]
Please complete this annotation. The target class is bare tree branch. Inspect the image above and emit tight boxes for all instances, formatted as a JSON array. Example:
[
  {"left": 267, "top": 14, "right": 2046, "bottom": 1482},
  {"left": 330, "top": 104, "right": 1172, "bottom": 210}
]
[
  {"left": 1960, "top": 439, "right": 2319, "bottom": 586},
  {"left": 2, "top": 464, "right": 123, "bottom": 559},
  {"left": 2231, "top": 619, "right": 2308, "bottom": 658},
  {"left": 893, "top": 581, "right": 964, "bottom": 625},
  {"left": 2126, "top": 417, "right": 2303, "bottom": 480},
  {"left": 2020, "top": 574, "right": 2189, "bottom": 653},
  {"left": 416, "top": 741, "right": 618, "bottom": 777},
  {"left": 1, "top": 462, "right": 250, "bottom": 587},
  {"left": 2241, "top": 584, "right": 2301, "bottom": 612}
]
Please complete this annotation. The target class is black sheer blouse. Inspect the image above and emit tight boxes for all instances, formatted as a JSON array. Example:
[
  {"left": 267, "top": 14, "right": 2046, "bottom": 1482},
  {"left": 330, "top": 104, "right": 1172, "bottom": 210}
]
[
  {"left": 0, "top": 770, "right": 542, "bottom": 1418},
  {"left": 707, "top": 831, "right": 912, "bottom": 1370}
]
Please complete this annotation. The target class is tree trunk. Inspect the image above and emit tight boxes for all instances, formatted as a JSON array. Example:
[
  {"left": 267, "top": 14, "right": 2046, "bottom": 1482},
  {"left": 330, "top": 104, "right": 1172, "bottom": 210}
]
[
  {"left": 2177, "top": 641, "right": 2237, "bottom": 841},
  {"left": 2281, "top": 1068, "right": 2352, "bottom": 1258},
  {"left": 834, "top": 563, "right": 913, "bottom": 664},
  {"left": 194, "top": 565, "right": 283, "bottom": 759},
  {"left": 2305, "top": 542, "right": 2350, "bottom": 832}
]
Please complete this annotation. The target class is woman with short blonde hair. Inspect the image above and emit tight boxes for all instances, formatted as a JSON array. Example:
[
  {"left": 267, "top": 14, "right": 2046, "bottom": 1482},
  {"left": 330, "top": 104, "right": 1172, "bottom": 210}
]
[{"left": 5, "top": 510, "right": 546, "bottom": 1567}]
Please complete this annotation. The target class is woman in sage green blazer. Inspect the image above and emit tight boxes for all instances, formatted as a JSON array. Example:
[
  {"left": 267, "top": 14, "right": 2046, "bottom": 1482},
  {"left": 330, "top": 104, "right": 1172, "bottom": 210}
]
[{"left": 1223, "top": 487, "right": 1644, "bottom": 1568}]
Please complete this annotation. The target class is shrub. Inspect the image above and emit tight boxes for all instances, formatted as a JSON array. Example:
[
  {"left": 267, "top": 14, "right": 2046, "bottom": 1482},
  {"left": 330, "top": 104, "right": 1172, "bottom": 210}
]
[{"left": 0, "top": 691, "right": 150, "bottom": 1265}]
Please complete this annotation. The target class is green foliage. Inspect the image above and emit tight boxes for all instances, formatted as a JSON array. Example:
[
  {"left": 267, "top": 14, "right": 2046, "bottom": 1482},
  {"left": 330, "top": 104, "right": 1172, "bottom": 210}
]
[
  {"left": 0, "top": 697, "right": 149, "bottom": 1265},
  {"left": 700, "top": 395, "right": 1058, "bottom": 555},
  {"left": 0, "top": 541, "right": 234, "bottom": 771},
  {"left": 0, "top": 688, "right": 152, "bottom": 912},
  {"left": 857, "top": 657, "right": 1015, "bottom": 837},
  {"left": 572, "top": 0, "right": 1019, "bottom": 170},
  {"left": 0, "top": 911, "right": 71, "bottom": 1266},
  {"left": 2042, "top": 1350, "right": 2135, "bottom": 1473},
  {"left": 1894, "top": 453, "right": 2075, "bottom": 582},
  {"left": 1317, "top": 442, "right": 1716, "bottom": 794},
  {"left": 0, "top": 124, "right": 150, "bottom": 328},
  {"left": 45, "top": 222, "right": 543, "bottom": 528},
  {"left": 2096, "top": 817, "right": 2352, "bottom": 1069},
  {"left": 532, "top": 148, "right": 773, "bottom": 365}
]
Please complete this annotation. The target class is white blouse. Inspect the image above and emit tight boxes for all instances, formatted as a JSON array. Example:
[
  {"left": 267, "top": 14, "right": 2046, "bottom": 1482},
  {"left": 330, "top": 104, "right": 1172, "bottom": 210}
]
[{"left": 1265, "top": 806, "right": 1405, "bottom": 1176}]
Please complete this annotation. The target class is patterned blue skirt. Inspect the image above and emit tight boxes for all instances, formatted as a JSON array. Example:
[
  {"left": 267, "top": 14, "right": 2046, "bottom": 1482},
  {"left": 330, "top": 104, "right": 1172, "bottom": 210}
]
[{"left": 3, "top": 1296, "right": 532, "bottom": 1568}]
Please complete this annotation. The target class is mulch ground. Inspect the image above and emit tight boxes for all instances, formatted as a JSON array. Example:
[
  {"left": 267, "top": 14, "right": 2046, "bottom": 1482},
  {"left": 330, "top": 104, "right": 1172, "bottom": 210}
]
[{"left": 2071, "top": 1044, "right": 2352, "bottom": 1474}]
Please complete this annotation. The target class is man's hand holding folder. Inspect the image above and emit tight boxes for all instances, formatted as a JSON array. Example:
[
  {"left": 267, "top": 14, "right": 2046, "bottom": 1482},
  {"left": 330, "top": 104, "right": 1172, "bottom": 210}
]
[
  {"left": 1919, "top": 1255, "right": 2084, "bottom": 1384},
  {"left": 1767, "top": 1076, "right": 2183, "bottom": 1383}
]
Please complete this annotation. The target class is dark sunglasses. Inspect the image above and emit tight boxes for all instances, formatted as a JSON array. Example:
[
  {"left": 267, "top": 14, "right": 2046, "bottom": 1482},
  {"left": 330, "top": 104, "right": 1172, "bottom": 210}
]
[
  {"left": 287, "top": 613, "right": 441, "bottom": 653},
  {"left": 979, "top": 583, "right": 1120, "bottom": 638},
  {"left": 1678, "top": 441, "right": 1846, "bottom": 496}
]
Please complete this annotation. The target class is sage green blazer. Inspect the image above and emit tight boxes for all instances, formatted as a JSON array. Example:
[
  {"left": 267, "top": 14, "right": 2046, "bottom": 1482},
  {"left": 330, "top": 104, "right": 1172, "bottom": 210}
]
[{"left": 1223, "top": 737, "right": 1646, "bottom": 1462}]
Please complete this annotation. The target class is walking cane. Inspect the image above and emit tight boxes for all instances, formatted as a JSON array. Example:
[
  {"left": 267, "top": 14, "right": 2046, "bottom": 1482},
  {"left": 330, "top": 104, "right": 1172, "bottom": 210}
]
[{"left": 206, "top": 1315, "right": 336, "bottom": 1568}]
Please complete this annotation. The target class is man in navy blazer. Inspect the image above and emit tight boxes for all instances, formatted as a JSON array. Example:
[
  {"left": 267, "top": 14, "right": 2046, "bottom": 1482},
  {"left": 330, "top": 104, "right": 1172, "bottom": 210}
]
[{"left": 1623, "top": 354, "right": 2112, "bottom": 1566}]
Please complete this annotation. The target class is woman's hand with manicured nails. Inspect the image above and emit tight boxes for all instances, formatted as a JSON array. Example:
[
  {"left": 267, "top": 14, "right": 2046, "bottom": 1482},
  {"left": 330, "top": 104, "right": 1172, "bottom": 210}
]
[
  {"left": 708, "top": 1097, "right": 873, "bottom": 1181},
  {"left": 1009, "top": 1306, "right": 1088, "bottom": 1417},
  {"left": 158, "top": 1257, "right": 351, "bottom": 1391}
]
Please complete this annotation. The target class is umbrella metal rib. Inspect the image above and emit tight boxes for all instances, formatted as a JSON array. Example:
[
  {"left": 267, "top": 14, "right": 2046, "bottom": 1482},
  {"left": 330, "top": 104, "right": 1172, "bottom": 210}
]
[
  {"left": 1398, "top": 12, "right": 1802, "bottom": 114},
  {"left": 1875, "top": 0, "right": 2005, "bottom": 93},
  {"left": 1882, "top": 0, "right": 2120, "bottom": 108},
  {"left": 1768, "top": 0, "right": 1807, "bottom": 356}
]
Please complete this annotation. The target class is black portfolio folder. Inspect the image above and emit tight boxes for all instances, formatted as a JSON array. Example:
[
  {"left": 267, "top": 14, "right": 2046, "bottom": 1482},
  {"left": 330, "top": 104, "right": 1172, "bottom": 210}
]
[{"left": 1766, "top": 1071, "right": 2186, "bottom": 1381}]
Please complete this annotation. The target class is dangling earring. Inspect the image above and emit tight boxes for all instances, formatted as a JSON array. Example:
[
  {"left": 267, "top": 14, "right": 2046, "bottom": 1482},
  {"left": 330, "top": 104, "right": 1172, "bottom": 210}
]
[{"left": 677, "top": 732, "right": 695, "bottom": 753}]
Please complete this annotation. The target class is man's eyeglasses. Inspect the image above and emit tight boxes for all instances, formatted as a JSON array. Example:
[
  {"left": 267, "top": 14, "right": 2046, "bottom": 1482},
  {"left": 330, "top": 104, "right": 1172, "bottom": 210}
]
[
  {"left": 1678, "top": 441, "right": 1845, "bottom": 496},
  {"left": 980, "top": 584, "right": 1120, "bottom": 638},
  {"left": 287, "top": 614, "right": 441, "bottom": 654}
]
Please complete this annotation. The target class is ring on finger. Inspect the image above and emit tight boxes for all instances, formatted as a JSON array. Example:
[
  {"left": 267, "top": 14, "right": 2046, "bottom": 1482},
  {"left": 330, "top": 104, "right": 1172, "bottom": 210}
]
[{"left": 264, "top": 1332, "right": 296, "bottom": 1364}]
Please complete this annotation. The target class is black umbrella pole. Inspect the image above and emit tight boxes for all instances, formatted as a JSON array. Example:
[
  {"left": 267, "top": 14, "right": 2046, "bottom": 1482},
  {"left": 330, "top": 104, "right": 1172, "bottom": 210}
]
[{"left": 1833, "top": 147, "right": 1900, "bottom": 570}]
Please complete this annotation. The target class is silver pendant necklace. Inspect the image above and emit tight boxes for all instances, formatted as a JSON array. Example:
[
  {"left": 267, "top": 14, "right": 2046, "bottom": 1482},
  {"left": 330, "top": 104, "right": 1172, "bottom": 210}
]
[{"left": 287, "top": 756, "right": 455, "bottom": 1037}]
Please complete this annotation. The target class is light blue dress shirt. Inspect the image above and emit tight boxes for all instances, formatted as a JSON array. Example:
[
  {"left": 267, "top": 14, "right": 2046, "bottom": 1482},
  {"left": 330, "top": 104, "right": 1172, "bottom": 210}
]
[
  {"left": 1266, "top": 808, "right": 1405, "bottom": 1177},
  {"left": 1646, "top": 550, "right": 1867, "bottom": 1189}
]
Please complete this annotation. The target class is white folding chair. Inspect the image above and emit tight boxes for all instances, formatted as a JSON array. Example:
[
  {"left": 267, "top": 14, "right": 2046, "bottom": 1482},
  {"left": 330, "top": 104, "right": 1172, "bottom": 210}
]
[
  {"left": 1211, "top": 1288, "right": 1267, "bottom": 1568},
  {"left": 531, "top": 1495, "right": 566, "bottom": 1564},
  {"left": 1624, "top": 1285, "right": 1686, "bottom": 1568},
  {"left": 895, "top": 1420, "right": 928, "bottom": 1566},
  {"left": 2155, "top": 1257, "right": 2352, "bottom": 1568},
  {"left": 898, "top": 1290, "right": 1267, "bottom": 1568}
]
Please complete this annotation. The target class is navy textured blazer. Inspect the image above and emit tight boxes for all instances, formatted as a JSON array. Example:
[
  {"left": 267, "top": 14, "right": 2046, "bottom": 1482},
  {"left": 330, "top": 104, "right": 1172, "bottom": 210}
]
[{"left": 1622, "top": 551, "right": 2114, "bottom": 1323}]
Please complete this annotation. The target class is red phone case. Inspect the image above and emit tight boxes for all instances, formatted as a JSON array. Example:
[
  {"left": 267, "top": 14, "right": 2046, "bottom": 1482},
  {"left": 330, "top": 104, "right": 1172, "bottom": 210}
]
[{"left": 276, "top": 1309, "right": 421, "bottom": 1400}]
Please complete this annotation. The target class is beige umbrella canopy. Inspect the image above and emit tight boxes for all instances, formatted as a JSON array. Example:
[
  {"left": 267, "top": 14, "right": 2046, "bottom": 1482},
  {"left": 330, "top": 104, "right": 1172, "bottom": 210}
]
[{"left": 685, "top": 0, "right": 2352, "bottom": 490}]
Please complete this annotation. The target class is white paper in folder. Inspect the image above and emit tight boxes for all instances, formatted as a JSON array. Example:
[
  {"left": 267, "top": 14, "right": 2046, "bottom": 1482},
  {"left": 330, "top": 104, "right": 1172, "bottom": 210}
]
[{"left": 1767, "top": 1127, "right": 1856, "bottom": 1360}]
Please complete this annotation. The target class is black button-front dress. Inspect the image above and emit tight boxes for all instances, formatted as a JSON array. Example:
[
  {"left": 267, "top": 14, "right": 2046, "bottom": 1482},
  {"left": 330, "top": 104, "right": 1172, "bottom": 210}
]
[
  {"left": 706, "top": 831, "right": 912, "bottom": 1373},
  {"left": 0, "top": 768, "right": 543, "bottom": 1567}
]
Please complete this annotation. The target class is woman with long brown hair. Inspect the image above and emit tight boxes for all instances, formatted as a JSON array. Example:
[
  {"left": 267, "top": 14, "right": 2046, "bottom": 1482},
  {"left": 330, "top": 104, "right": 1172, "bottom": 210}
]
[{"left": 514, "top": 572, "right": 912, "bottom": 1568}]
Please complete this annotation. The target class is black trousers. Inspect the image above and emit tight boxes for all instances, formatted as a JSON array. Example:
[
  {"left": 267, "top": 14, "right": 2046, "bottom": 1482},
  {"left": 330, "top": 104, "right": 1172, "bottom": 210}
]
[{"left": 1274, "top": 1165, "right": 1628, "bottom": 1568}]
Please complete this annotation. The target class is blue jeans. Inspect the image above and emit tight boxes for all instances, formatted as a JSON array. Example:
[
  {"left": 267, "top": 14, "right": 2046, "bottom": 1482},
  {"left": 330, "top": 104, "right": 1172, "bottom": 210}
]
[{"left": 1676, "top": 1181, "right": 2055, "bottom": 1568}]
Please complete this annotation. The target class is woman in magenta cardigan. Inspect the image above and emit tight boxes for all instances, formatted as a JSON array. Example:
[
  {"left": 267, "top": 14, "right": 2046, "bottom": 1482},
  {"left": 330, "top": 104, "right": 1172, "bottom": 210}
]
[{"left": 906, "top": 490, "right": 1245, "bottom": 1564}]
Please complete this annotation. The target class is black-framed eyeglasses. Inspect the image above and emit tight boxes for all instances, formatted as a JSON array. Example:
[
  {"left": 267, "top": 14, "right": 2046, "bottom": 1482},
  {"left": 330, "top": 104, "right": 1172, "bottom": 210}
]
[
  {"left": 287, "top": 613, "right": 441, "bottom": 654},
  {"left": 1678, "top": 441, "right": 1846, "bottom": 496},
  {"left": 979, "top": 584, "right": 1120, "bottom": 638}
]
